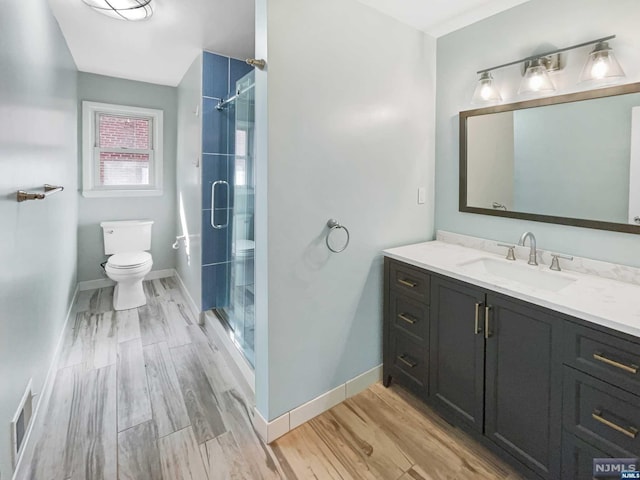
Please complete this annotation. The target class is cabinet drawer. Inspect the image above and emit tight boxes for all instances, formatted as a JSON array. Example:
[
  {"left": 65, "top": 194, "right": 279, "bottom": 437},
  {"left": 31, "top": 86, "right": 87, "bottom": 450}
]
[
  {"left": 389, "top": 261, "right": 430, "bottom": 304},
  {"left": 563, "top": 367, "right": 640, "bottom": 455},
  {"left": 563, "top": 322, "right": 640, "bottom": 396},
  {"left": 389, "top": 330, "right": 428, "bottom": 396},
  {"left": 389, "top": 291, "right": 429, "bottom": 341},
  {"left": 561, "top": 432, "right": 619, "bottom": 480}
]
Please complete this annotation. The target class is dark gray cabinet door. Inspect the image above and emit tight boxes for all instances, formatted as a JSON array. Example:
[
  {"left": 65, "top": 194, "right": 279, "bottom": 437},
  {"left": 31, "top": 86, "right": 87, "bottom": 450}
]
[
  {"left": 429, "top": 276, "right": 485, "bottom": 432},
  {"left": 484, "top": 293, "right": 562, "bottom": 479}
]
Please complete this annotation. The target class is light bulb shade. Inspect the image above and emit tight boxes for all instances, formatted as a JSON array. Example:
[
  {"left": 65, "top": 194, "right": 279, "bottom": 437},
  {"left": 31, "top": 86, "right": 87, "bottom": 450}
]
[
  {"left": 518, "top": 59, "right": 555, "bottom": 95},
  {"left": 82, "top": 0, "right": 153, "bottom": 21},
  {"left": 472, "top": 72, "right": 502, "bottom": 104},
  {"left": 579, "top": 42, "right": 625, "bottom": 84}
]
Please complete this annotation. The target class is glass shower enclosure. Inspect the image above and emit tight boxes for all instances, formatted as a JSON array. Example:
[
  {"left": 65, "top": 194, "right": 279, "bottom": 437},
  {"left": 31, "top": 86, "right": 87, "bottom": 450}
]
[{"left": 215, "top": 70, "right": 256, "bottom": 367}]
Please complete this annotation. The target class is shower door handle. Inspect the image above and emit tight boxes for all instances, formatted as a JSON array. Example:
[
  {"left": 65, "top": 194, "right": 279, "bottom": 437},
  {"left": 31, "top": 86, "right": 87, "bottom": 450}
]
[{"left": 211, "top": 180, "right": 230, "bottom": 229}]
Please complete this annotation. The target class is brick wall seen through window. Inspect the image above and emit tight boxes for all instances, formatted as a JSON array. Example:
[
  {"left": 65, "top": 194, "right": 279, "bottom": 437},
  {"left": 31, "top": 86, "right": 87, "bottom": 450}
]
[{"left": 98, "top": 114, "right": 151, "bottom": 186}]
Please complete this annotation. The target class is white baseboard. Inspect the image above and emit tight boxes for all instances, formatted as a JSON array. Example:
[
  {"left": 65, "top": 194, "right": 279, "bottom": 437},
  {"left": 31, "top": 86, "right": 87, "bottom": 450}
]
[
  {"left": 77, "top": 268, "right": 175, "bottom": 291},
  {"left": 252, "top": 409, "right": 291, "bottom": 444},
  {"left": 12, "top": 285, "right": 79, "bottom": 480},
  {"left": 146, "top": 269, "right": 176, "bottom": 281},
  {"left": 172, "top": 269, "right": 200, "bottom": 320},
  {"left": 290, "top": 384, "right": 346, "bottom": 430},
  {"left": 252, "top": 364, "right": 383, "bottom": 444},
  {"left": 346, "top": 365, "right": 384, "bottom": 398}
]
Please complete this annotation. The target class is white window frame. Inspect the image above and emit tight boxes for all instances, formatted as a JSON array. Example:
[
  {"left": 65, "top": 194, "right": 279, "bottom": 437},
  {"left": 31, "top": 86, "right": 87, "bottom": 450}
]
[{"left": 82, "top": 101, "right": 163, "bottom": 198}]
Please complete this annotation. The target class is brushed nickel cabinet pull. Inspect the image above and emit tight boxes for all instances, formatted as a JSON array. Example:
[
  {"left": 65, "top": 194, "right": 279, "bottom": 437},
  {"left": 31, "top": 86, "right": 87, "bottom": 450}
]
[
  {"left": 593, "top": 352, "right": 639, "bottom": 374},
  {"left": 484, "top": 305, "right": 492, "bottom": 339},
  {"left": 592, "top": 409, "right": 638, "bottom": 439},
  {"left": 398, "top": 313, "right": 416, "bottom": 325},
  {"left": 397, "top": 355, "right": 417, "bottom": 368},
  {"left": 474, "top": 302, "right": 483, "bottom": 334},
  {"left": 398, "top": 279, "right": 417, "bottom": 288}
]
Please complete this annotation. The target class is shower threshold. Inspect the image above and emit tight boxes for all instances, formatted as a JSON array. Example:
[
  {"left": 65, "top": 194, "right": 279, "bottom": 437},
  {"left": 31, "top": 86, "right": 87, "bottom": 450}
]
[{"left": 212, "top": 308, "right": 255, "bottom": 368}]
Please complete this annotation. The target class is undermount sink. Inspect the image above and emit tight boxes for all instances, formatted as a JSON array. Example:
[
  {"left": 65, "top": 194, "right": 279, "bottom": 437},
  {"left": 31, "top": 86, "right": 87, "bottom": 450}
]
[{"left": 457, "top": 257, "right": 577, "bottom": 292}]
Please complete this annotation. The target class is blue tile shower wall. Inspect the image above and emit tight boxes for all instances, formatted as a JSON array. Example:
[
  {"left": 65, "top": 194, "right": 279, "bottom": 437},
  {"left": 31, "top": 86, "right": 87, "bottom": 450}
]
[
  {"left": 201, "top": 52, "right": 253, "bottom": 311},
  {"left": 230, "top": 59, "right": 253, "bottom": 90},
  {"left": 203, "top": 53, "right": 228, "bottom": 99}
]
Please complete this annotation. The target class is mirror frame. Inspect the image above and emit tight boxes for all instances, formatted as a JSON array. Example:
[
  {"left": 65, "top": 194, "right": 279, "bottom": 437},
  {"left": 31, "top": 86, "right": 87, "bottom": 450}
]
[{"left": 459, "top": 81, "right": 640, "bottom": 234}]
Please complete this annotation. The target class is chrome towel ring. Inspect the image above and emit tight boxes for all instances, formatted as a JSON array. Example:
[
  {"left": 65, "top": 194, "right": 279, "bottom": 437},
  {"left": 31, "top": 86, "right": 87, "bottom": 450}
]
[{"left": 326, "top": 219, "right": 350, "bottom": 253}]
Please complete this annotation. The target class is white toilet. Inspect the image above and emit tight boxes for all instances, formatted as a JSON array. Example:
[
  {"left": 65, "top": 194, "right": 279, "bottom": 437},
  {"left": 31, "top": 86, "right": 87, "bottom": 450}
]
[{"left": 100, "top": 220, "right": 154, "bottom": 311}]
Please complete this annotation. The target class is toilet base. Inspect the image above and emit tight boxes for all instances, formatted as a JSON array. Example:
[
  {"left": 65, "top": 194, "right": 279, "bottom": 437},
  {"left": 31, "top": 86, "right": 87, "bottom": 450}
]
[{"left": 113, "top": 280, "right": 147, "bottom": 311}]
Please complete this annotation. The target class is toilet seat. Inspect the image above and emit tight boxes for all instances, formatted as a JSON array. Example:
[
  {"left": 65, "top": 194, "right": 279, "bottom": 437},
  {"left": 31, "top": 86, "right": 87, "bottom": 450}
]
[{"left": 107, "top": 251, "right": 152, "bottom": 269}]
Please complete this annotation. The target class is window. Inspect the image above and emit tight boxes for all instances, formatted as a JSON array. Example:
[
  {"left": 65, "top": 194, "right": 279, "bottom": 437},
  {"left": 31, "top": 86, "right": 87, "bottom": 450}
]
[{"left": 82, "top": 101, "right": 163, "bottom": 197}]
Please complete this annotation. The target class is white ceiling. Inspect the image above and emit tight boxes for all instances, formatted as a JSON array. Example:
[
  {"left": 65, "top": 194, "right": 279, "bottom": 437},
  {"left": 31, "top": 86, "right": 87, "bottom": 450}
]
[
  {"left": 47, "top": 0, "right": 255, "bottom": 86},
  {"left": 48, "top": 0, "right": 529, "bottom": 87},
  {"left": 355, "top": 0, "right": 531, "bottom": 37}
]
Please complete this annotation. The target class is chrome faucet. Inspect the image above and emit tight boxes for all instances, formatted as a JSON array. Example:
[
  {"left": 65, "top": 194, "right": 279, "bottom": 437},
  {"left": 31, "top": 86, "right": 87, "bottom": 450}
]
[{"left": 518, "top": 231, "right": 538, "bottom": 266}]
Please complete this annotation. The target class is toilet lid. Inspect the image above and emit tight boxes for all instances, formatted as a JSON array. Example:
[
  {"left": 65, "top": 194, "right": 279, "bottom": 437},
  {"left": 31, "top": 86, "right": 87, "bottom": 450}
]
[
  {"left": 236, "top": 239, "right": 255, "bottom": 253},
  {"left": 108, "top": 251, "right": 152, "bottom": 269}
]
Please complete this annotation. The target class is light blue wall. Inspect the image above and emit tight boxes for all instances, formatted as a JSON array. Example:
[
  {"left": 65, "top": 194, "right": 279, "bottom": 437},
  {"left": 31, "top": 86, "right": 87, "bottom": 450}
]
[
  {"left": 176, "top": 54, "right": 203, "bottom": 310},
  {"left": 258, "top": 0, "right": 436, "bottom": 420},
  {"left": 436, "top": 0, "right": 640, "bottom": 265},
  {"left": 76, "top": 73, "right": 178, "bottom": 282},
  {"left": 254, "top": 0, "right": 269, "bottom": 417},
  {"left": 0, "top": 0, "right": 78, "bottom": 475},
  {"left": 512, "top": 94, "right": 640, "bottom": 223}
]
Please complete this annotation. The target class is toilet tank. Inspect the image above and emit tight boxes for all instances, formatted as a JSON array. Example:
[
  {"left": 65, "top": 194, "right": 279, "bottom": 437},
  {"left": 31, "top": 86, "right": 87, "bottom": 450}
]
[{"left": 101, "top": 220, "right": 153, "bottom": 255}]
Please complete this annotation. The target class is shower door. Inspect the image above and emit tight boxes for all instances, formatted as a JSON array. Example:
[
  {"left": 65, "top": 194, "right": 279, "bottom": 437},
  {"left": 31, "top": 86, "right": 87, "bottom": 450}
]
[{"left": 220, "top": 71, "right": 256, "bottom": 366}]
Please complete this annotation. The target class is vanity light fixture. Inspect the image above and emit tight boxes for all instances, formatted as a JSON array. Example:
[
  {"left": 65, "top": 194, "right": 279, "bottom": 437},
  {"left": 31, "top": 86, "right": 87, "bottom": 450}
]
[
  {"left": 580, "top": 41, "right": 626, "bottom": 83},
  {"left": 518, "top": 58, "right": 556, "bottom": 95},
  {"left": 472, "top": 72, "right": 502, "bottom": 104},
  {"left": 472, "top": 34, "right": 624, "bottom": 103},
  {"left": 81, "top": 0, "right": 153, "bottom": 21}
]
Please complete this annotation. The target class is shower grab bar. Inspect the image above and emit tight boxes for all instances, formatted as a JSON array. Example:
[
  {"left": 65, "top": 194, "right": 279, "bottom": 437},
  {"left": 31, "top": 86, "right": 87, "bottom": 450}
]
[
  {"left": 17, "top": 184, "right": 64, "bottom": 202},
  {"left": 211, "top": 180, "right": 230, "bottom": 229}
]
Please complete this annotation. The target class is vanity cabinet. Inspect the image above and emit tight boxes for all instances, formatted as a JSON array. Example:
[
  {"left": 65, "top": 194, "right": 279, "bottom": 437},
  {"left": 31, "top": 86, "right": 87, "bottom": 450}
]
[
  {"left": 483, "top": 293, "right": 562, "bottom": 479},
  {"left": 429, "top": 277, "right": 485, "bottom": 432},
  {"left": 429, "top": 275, "right": 561, "bottom": 479},
  {"left": 383, "top": 260, "right": 430, "bottom": 399},
  {"left": 561, "top": 322, "right": 640, "bottom": 475},
  {"left": 561, "top": 434, "right": 612, "bottom": 480},
  {"left": 383, "top": 256, "right": 640, "bottom": 480}
]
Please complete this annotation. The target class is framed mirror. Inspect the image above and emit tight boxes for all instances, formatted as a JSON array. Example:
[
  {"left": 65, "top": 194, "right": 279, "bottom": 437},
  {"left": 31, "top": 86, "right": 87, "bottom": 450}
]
[{"left": 459, "top": 82, "right": 640, "bottom": 234}]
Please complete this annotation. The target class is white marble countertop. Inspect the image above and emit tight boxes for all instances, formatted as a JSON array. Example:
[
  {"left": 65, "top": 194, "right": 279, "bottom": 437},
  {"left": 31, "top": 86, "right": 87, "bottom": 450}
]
[{"left": 384, "top": 240, "right": 640, "bottom": 339}]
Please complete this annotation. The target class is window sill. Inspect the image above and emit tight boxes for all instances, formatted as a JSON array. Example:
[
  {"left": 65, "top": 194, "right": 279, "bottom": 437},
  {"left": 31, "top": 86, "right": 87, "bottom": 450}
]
[{"left": 82, "top": 189, "right": 163, "bottom": 198}]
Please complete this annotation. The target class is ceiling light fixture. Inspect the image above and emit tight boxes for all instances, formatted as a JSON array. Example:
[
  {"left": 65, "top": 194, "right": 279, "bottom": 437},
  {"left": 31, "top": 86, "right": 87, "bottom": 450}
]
[
  {"left": 472, "top": 35, "right": 624, "bottom": 104},
  {"left": 82, "top": 0, "right": 153, "bottom": 21}
]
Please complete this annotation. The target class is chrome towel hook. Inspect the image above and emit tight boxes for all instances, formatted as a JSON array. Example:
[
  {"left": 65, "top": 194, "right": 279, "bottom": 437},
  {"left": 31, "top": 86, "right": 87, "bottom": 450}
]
[{"left": 326, "top": 219, "right": 350, "bottom": 253}]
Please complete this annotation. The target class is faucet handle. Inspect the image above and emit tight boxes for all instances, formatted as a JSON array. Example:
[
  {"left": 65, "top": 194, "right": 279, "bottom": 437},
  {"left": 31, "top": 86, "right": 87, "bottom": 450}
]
[
  {"left": 497, "top": 243, "right": 516, "bottom": 261},
  {"left": 550, "top": 253, "right": 573, "bottom": 271}
]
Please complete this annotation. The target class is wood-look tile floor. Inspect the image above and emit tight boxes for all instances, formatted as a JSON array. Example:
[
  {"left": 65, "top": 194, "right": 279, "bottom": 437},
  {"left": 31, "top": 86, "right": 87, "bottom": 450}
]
[{"left": 21, "top": 278, "right": 522, "bottom": 480}]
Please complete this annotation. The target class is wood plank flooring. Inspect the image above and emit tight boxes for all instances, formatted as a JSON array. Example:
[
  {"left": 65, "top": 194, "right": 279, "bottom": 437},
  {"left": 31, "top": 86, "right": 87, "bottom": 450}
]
[{"left": 21, "top": 278, "right": 521, "bottom": 480}]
